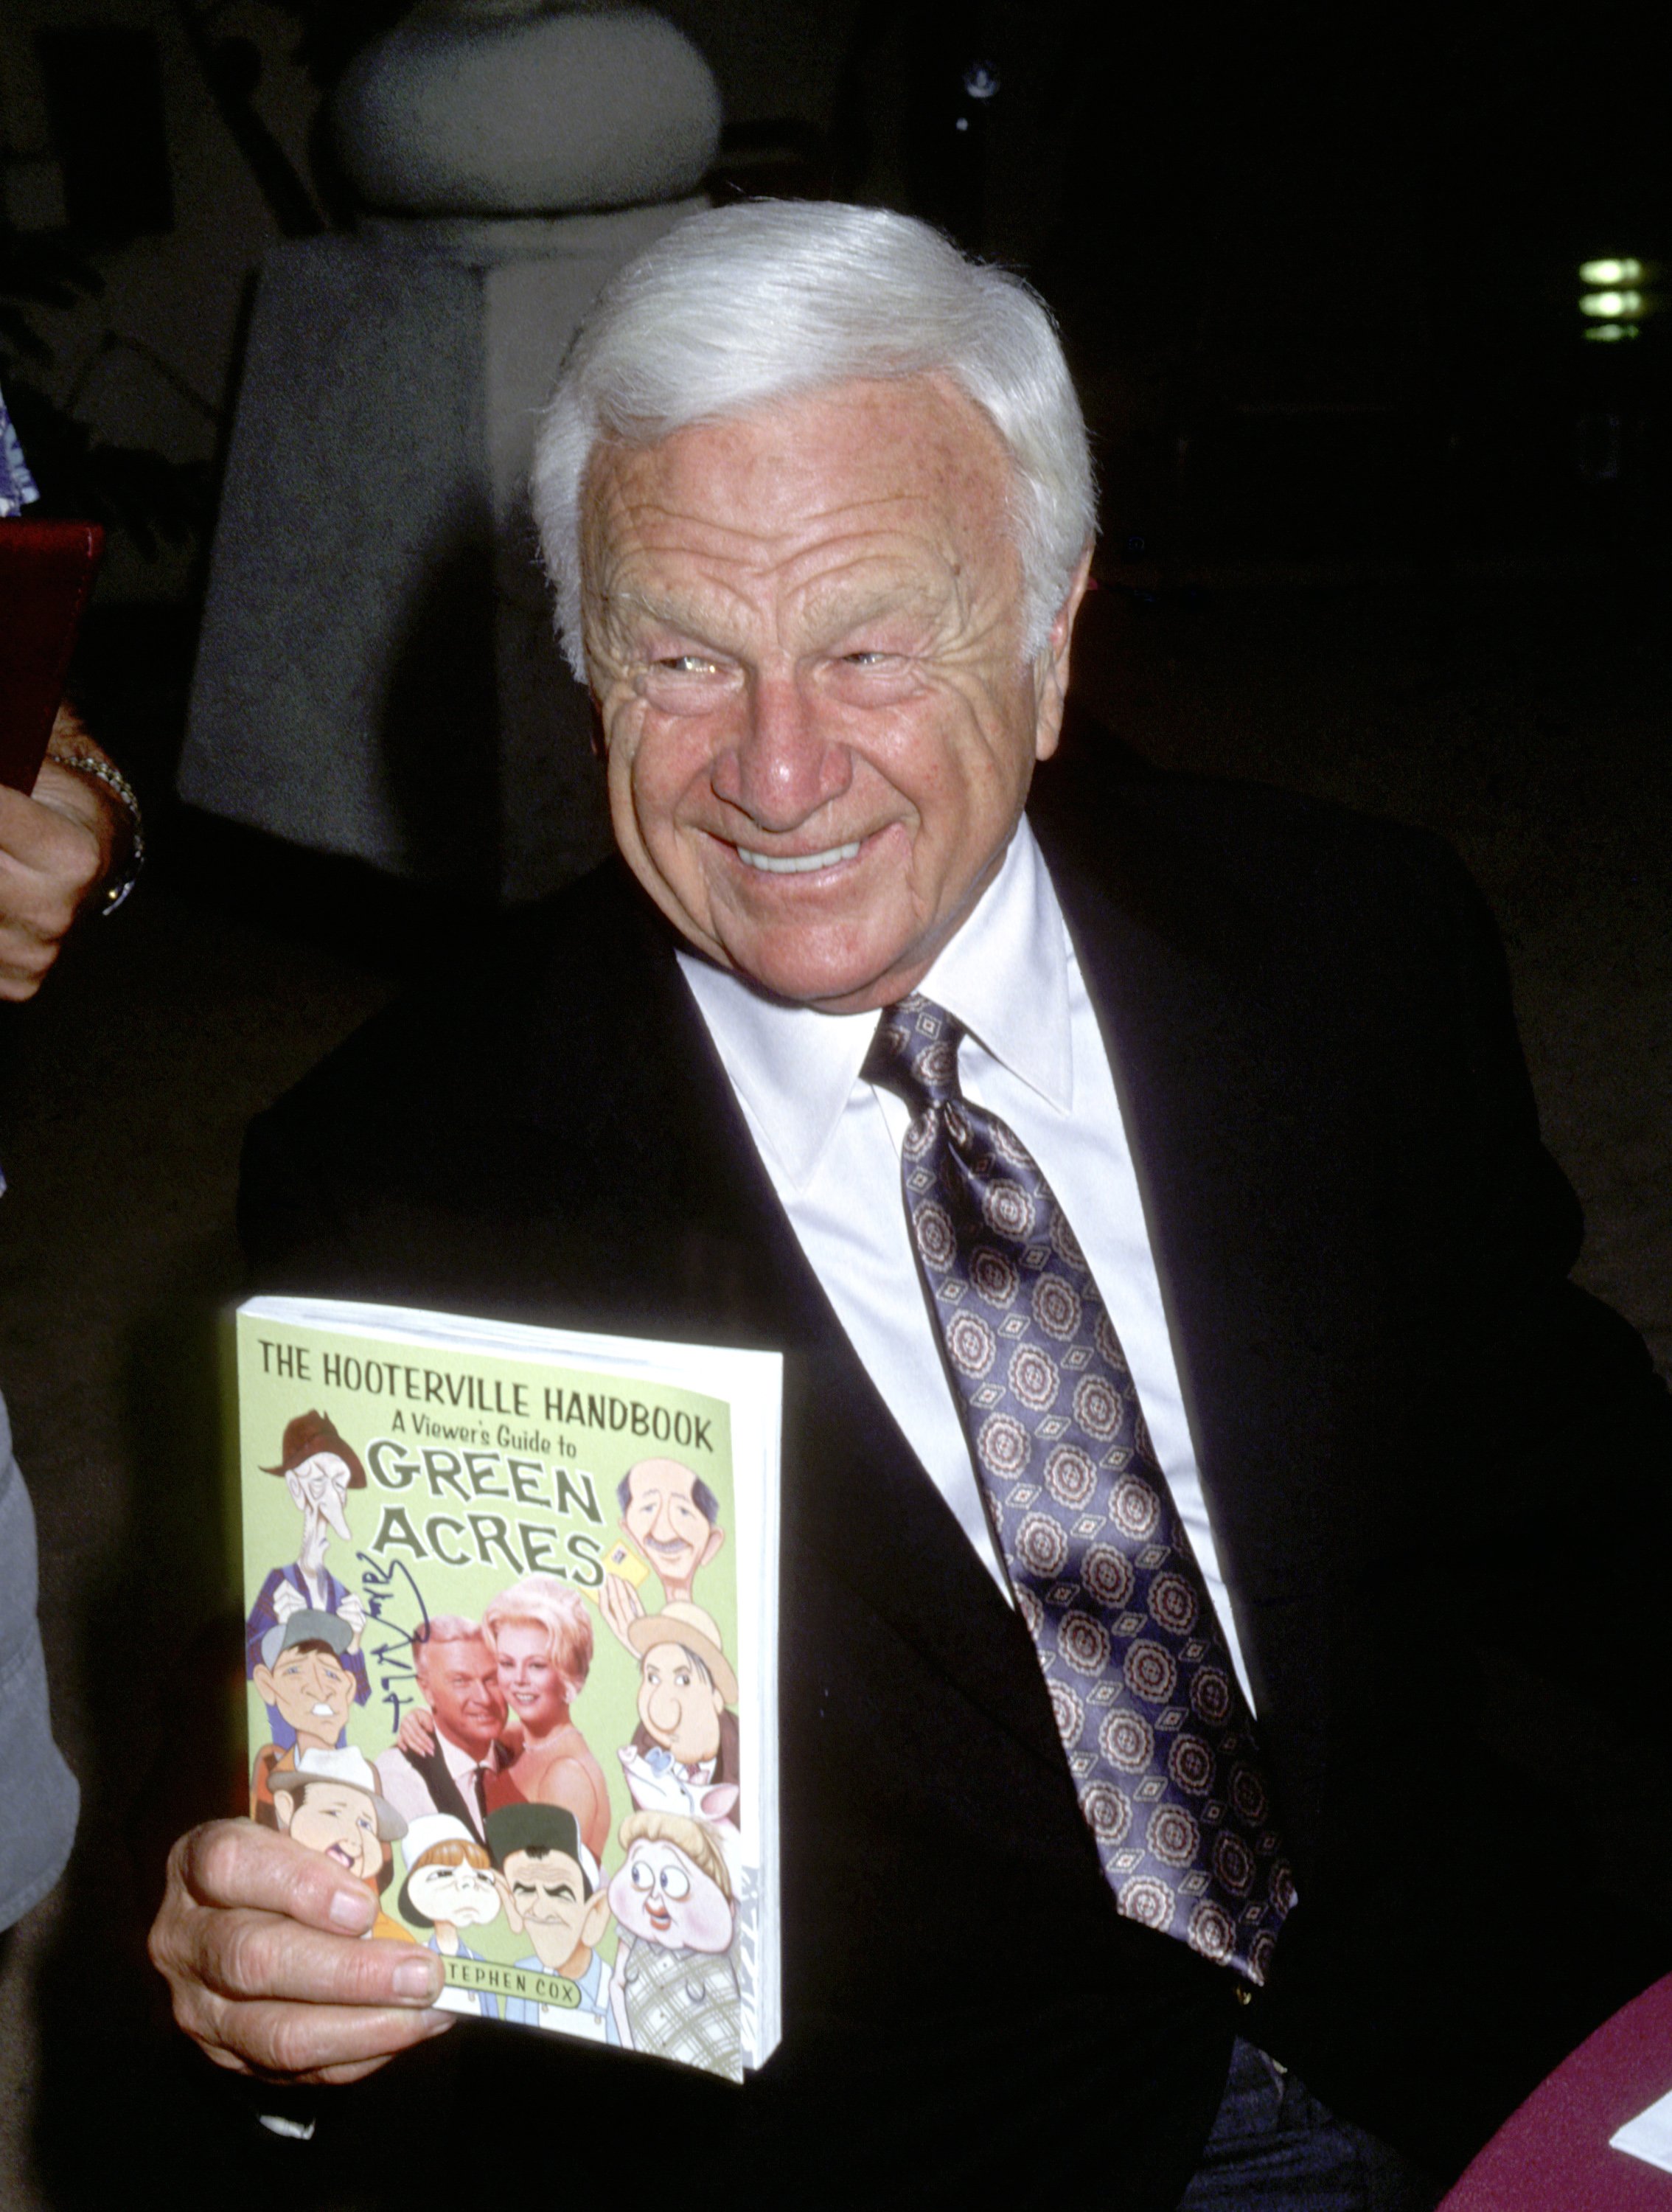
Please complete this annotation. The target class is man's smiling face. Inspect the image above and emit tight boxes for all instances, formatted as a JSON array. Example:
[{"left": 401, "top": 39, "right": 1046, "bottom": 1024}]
[
  {"left": 621, "top": 1459, "right": 721, "bottom": 1592},
  {"left": 420, "top": 1634, "right": 508, "bottom": 1757},
  {"left": 584, "top": 376, "right": 1082, "bottom": 1013}
]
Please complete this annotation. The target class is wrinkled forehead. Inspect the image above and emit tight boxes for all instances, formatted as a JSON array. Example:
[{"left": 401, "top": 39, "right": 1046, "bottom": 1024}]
[
  {"left": 581, "top": 375, "right": 1021, "bottom": 600},
  {"left": 276, "top": 1642, "right": 346, "bottom": 1674},
  {"left": 627, "top": 1462, "right": 701, "bottom": 1512},
  {"left": 505, "top": 1848, "right": 586, "bottom": 1889},
  {"left": 417, "top": 1632, "right": 494, "bottom": 1678},
  {"left": 293, "top": 1450, "right": 349, "bottom": 1485}
]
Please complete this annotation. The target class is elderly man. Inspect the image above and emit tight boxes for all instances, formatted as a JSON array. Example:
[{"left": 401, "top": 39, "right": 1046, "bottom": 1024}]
[{"left": 150, "top": 203, "right": 1672, "bottom": 2207}]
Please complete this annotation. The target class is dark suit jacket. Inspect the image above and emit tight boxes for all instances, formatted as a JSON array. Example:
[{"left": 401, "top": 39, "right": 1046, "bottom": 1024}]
[
  {"left": 237, "top": 728, "right": 1672, "bottom": 2208},
  {"left": 383, "top": 1737, "right": 501, "bottom": 1848}
]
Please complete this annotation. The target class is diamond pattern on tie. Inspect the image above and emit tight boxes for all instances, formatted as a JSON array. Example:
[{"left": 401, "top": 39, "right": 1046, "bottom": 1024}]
[{"left": 864, "top": 992, "right": 1294, "bottom": 1985}]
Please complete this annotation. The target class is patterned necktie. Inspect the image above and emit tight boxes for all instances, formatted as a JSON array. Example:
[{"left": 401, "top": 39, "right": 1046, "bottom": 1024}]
[{"left": 863, "top": 992, "right": 1295, "bottom": 1984}]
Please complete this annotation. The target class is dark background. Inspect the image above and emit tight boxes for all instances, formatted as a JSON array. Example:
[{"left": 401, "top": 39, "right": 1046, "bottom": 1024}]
[{"left": 1, "top": 4, "right": 1669, "bottom": 2202}]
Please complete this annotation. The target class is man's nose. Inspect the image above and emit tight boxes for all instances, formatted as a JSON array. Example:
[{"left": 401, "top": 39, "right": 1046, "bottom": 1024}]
[{"left": 720, "top": 665, "right": 850, "bottom": 830}]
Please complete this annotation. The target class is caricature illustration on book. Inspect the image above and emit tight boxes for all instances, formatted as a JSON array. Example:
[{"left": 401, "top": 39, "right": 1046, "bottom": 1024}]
[{"left": 236, "top": 1295, "right": 781, "bottom": 2082}]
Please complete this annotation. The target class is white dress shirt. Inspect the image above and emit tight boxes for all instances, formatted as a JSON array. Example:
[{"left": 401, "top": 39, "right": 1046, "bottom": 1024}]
[
  {"left": 375, "top": 1728, "right": 494, "bottom": 1832},
  {"left": 679, "top": 820, "right": 1255, "bottom": 1708}
]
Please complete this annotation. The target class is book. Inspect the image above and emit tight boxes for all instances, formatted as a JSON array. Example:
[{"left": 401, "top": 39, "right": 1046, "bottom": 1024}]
[
  {"left": 237, "top": 1294, "right": 782, "bottom": 2082},
  {"left": 0, "top": 518, "right": 103, "bottom": 792}
]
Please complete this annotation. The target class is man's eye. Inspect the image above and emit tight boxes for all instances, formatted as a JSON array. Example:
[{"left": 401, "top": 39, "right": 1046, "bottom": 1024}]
[{"left": 655, "top": 653, "right": 717, "bottom": 675}]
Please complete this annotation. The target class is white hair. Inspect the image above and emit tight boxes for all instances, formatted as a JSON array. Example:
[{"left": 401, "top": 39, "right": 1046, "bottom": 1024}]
[{"left": 530, "top": 200, "right": 1095, "bottom": 681}]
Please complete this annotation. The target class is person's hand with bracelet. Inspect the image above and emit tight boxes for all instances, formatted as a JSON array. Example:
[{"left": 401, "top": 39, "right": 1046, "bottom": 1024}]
[{"left": 0, "top": 703, "right": 143, "bottom": 1002}]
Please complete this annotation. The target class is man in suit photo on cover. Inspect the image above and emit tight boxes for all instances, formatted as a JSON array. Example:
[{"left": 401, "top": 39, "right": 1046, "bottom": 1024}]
[
  {"left": 147, "top": 202, "right": 1672, "bottom": 2210},
  {"left": 375, "top": 1615, "right": 514, "bottom": 1848}
]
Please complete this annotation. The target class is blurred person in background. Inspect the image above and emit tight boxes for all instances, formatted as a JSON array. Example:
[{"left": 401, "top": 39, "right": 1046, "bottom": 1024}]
[{"left": 1, "top": 379, "right": 142, "bottom": 1937}]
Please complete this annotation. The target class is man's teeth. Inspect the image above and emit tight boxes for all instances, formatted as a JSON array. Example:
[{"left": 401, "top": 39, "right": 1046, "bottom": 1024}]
[{"left": 736, "top": 841, "right": 860, "bottom": 874}]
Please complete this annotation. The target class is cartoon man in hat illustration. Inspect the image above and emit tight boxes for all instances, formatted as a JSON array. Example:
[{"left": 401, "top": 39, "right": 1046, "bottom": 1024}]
[
  {"left": 620, "top": 1601, "right": 741, "bottom": 1829},
  {"left": 268, "top": 1746, "right": 414, "bottom": 1944},
  {"left": 248, "top": 1608, "right": 363, "bottom": 1828},
  {"left": 245, "top": 1411, "right": 372, "bottom": 1743}
]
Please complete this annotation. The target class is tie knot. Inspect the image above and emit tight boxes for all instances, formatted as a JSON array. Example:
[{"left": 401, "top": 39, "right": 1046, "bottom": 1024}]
[{"left": 863, "top": 993, "right": 967, "bottom": 1117}]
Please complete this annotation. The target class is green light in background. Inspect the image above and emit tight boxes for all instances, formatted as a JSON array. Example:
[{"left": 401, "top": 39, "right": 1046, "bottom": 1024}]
[
  {"left": 1578, "top": 257, "right": 1644, "bottom": 285},
  {"left": 1580, "top": 289, "right": 1643, "bottom": 318},
  {"left": 1584, "top": 323, "right": 1640, "bottom": 343}
]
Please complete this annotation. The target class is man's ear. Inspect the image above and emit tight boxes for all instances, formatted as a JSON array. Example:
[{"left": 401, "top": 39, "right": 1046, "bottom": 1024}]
[
  {"left": 273, "top": 1791, "right": 295, "bottom": 1834},
  {"left": 252, "top": 1663, "right": 276, "bottom": 1708},
  {"left": 1033, "top": 544, "right": 1094, "bottom": 765},
  {"left": 580, "top": 1887, "right": 614, "bottom": 1948},
  {"left": 497, "top": 1871, "right": 525, "bottom": 1935},
  {"left": 285, "top": 1469, "right": 306, "bottom": 1513},
  {"left": 698, "top": 1524, "right": 725, "bottom": 1574}
]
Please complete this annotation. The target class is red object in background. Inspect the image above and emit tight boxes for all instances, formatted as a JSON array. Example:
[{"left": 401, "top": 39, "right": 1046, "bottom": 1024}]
[
  {"left": 1439, "top": 1973, "right": 1672, "bottom": 2210},
  {"left": 0, "top": 518, "right": 105, "bottom": 792}
]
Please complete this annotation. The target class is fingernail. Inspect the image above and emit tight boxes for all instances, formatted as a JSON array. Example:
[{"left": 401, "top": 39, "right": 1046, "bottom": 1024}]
[
  {"left": 329, "top": 1888, "right": 374, "bottom": 1932},
  {"left": 422, "top": 2008, "right": 458, "bottom": 2034},
  {"left": 394, "top": 1958, "right": 442, "bottom": 2000}
]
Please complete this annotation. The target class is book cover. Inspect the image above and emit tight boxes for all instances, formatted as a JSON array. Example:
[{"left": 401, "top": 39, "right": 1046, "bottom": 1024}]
[{"left": 237, "top": 1295, "right": 781, "bottom": 2082}]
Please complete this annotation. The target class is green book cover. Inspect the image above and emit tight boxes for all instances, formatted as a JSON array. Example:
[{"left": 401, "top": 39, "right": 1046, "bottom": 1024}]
[{"left": 237, "top": 1295, "right": 781, "bottom": 2082}]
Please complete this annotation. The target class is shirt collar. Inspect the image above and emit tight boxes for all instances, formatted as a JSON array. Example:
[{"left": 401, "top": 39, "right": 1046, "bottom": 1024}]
[
  {"left": 678, "top": 818, "right": 1072, "bottom": 1192},
  {"left": 439, "top": 1730, "right": 484, "bottom": 1781}
]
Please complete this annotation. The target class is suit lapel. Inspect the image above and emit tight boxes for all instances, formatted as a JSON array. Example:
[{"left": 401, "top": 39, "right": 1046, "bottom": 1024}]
[
  {"left": 1039, "top": 805, "right": 1347, "bottom": 1860},
  {"left": 407, "top": 1742, "right": 483, "bottom": 1844},
  {"left": 503, "top": 838, "right": 1358, "bottom": 1830}
]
